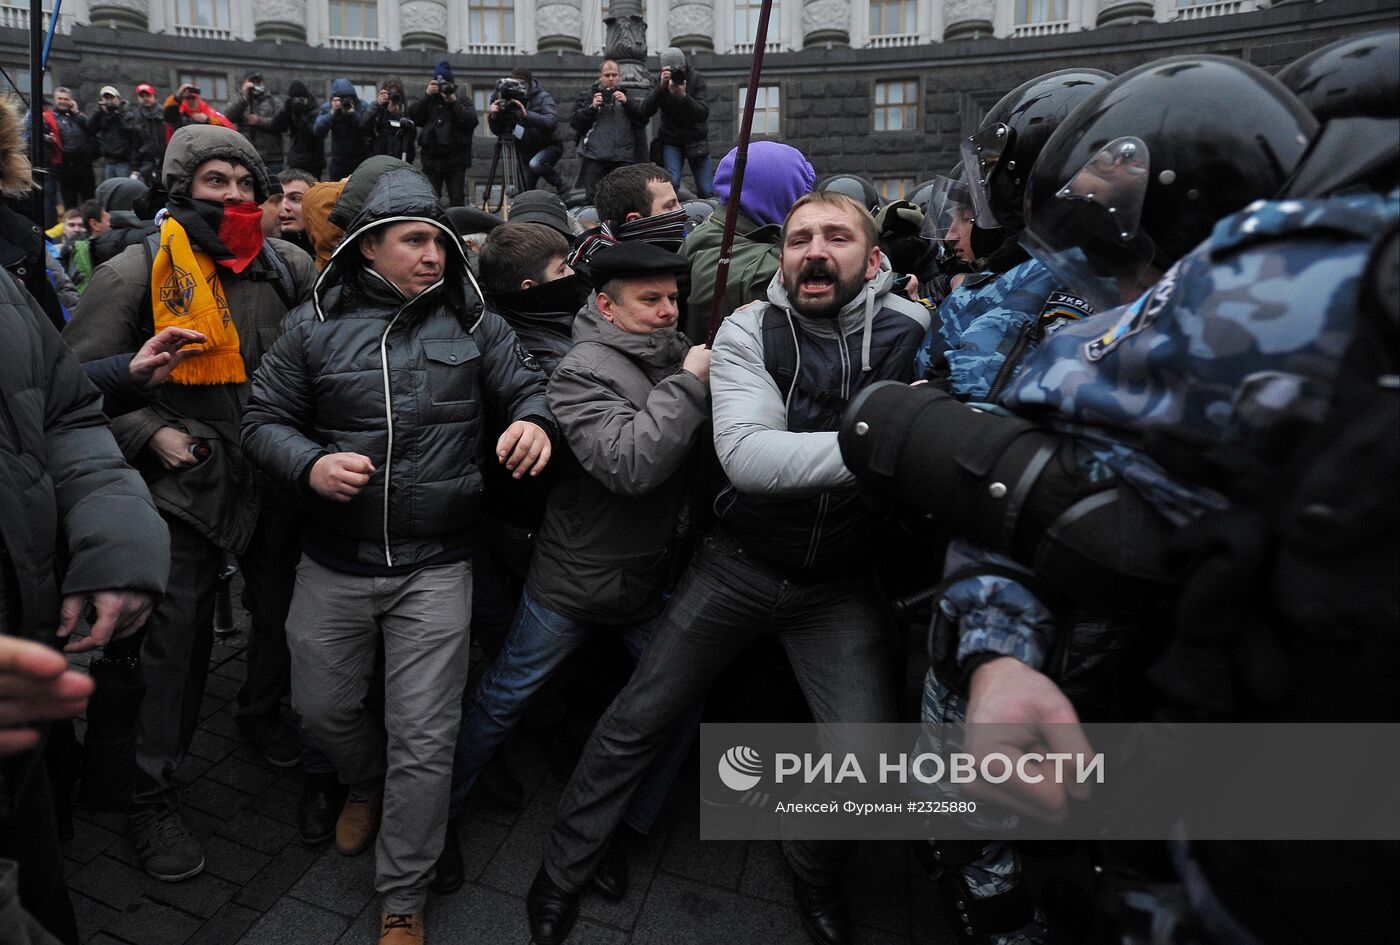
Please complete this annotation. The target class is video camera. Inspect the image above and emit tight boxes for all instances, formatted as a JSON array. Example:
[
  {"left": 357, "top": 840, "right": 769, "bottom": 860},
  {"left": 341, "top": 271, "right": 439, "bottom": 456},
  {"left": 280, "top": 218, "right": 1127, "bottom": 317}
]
[
  {"left": 388, "top": 89, "right": 404, "bottom": 105},
  {"left": 249, "top": 84, "right": 269, "bottom": 100},
  {"left": 494, "top": 77, "right": 529, "bottom": 105},
  {"left": 333, "top": 95, "right": 356, "bottom": 112},
  {"left": 435, "top": 79, "right": 458, "bottom": 97},
  {"left": 669, "top": 66, "right": 688, "bottom": 85},
  {"left": 591, "top": 82, "right": 622, "bottom": 107}
]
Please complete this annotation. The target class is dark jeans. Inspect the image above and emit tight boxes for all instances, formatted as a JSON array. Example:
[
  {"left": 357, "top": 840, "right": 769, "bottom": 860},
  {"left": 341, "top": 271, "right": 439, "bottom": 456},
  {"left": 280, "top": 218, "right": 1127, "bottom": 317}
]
[
  {"left": 55, "top": 163, "right": 94, "bottom": 212},
  {"left": 524, "top": 145, "right": 563, "bottom": 190},
  {"left": 543, "top": 531, "right": 898, "bottom": 891},
  {"left": 662, "top": 144, "right": 714, "bottom": 198},
  {"left": 580, "top": 159, "right": 632, "bottom": 203},
  {"left": 423, "top": 165, "right": 466, "bottom": 207},
  {"left": 449, "top": 588, "right": 700, "bottom": 833}
]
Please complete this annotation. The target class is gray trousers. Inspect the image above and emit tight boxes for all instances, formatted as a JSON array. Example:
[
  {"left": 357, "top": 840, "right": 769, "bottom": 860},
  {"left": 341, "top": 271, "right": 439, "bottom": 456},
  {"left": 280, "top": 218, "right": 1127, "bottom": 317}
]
[{"left": 287, "top": 555, "right": 472, "bottom": 914}]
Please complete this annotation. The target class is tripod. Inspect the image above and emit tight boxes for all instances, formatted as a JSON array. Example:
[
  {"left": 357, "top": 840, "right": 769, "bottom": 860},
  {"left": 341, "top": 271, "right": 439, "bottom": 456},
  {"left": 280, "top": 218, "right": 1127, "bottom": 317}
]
[{"left": 480, "top": 134, "right": 524, "bottom": 216}]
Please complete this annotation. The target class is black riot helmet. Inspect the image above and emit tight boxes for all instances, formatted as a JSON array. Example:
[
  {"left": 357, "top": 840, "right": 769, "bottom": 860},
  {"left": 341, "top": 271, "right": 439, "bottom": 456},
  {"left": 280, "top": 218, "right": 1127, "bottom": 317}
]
[
  {"left": 1022, "top": 55, "right": 1316, "bottom": 312},
  {"left": 1277, "top": 29, "right": 1399, "bottom": 123},
  {"left": 1276, "top": 30, "right": 1400, "bottom": 199},
  {"left": 815, "top": 174, "right": 882, "bottom": 215},
  {"left": 962, "top": 68, "right": 1114, "bottom": 232},
  {"left": 906, "top": 179, "right": 939, "bottom": 212}
]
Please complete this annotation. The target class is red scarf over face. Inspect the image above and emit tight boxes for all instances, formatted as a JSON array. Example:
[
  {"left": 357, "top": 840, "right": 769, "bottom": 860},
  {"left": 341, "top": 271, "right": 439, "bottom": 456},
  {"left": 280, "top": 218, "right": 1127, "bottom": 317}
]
[{"left": 167, "top": 195, "right": 266, "bottom": 273}]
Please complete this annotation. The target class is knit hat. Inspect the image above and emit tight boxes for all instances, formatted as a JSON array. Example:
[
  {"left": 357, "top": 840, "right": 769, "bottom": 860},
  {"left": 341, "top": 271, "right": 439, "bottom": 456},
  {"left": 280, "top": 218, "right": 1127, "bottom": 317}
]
[
  {"left": 435, "top": 60, "right": 454, "bottom": 83},
  {"left": 507, "top": 190, "right": 572, "bottom": 237},
  {"left": 713, "top": 141, "right": 815, "bottom": 228}
]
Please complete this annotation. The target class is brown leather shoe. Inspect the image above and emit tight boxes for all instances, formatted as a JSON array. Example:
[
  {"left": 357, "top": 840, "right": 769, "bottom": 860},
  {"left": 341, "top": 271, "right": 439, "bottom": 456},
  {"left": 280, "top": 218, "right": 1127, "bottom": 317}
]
[
  {"left": 379, "top": 912, "right": 424, "bottom": 944},
  {"left": 335, "top": 788, "right": 383, "bottom": 856}
]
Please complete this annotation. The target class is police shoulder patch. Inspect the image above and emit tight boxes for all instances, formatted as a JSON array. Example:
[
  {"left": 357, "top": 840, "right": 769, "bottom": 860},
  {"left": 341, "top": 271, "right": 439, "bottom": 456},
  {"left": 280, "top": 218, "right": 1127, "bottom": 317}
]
[
  {"left": 1038, "top": 290, "right": 1095, "bottom": 329},
  {"left": 1083, "top": 260, "right": 1182, "bottom": 363},
  {"left": 515, "top": 341, "right": 541, "bottom": 373}
]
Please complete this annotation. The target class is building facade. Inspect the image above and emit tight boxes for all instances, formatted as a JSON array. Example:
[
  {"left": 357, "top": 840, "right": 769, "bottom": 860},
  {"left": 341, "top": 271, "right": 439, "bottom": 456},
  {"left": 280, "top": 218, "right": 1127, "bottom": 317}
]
[{"left": 3, "top": 0, "right": 1394, "bottom": 198}]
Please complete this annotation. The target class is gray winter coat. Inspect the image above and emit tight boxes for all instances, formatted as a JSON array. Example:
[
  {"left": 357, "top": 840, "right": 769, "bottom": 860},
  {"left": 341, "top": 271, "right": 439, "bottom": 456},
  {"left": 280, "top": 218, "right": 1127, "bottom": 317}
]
[
  {"left": 0, "top": 268, "right": 168, "bottom": 643},
  {"left": 242, "top": 166, "right": 553, "bottom": 572},
  {"left": 526, "top": 298, "right": 709, "bottom": 623},
  {"left": 225, "top": 91, "right": 284, "bottom": 167}
]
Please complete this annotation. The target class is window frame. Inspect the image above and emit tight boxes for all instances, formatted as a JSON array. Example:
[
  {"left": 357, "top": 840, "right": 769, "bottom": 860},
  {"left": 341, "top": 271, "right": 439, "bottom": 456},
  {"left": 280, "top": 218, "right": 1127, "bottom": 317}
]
[
  {"left": 868, "top": 0, "right": 916, "bottom": 37},
  {"left": 327, "top": 0, "right": 379, "bottom": 39},
  {"left": 737, "top": 84, "right": 781, "bottom": 138},
  {"left": 873, "top": 79, "right": 919, "bottom": 133},
  {"left": 177, "top": 71, "right": 230, "bottom": 102},
  {"left": 467, "top": 0, "right": 515, "bottom": 47}
]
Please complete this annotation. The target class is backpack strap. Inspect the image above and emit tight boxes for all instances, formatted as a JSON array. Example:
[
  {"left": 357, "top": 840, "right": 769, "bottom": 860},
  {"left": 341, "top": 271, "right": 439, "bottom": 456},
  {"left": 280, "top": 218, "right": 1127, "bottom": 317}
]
[
  {"left": 759, "top": 303, "right": 850, "bottom": 413},
  {"left": 243, "top": 242, "right": 298, "bottom": 311}
]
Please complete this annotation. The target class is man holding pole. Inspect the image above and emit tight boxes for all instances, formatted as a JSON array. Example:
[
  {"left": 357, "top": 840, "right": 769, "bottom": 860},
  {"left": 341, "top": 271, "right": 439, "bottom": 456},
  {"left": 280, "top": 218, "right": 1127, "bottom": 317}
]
[{"left": 526, "top": 191, "right": 929, "bottom": 945}]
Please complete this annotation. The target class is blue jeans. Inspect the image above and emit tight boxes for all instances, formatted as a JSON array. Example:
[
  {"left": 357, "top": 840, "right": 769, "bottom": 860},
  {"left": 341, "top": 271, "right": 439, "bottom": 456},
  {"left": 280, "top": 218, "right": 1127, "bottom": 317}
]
[
  {"left": 525, "top": 144, "right": 563, "bottom": 189},
  {"left": 543, "top": 531, "right": 899, "bottom": 892},
  {"left": 449, "top": 587, "right": 700, "bottom": 833},
  {"left": 104, "top": 161, "right": 131, "bottom": 180},
  {"left": 662, "top": 144, "right": 714, "bottom": 198}
]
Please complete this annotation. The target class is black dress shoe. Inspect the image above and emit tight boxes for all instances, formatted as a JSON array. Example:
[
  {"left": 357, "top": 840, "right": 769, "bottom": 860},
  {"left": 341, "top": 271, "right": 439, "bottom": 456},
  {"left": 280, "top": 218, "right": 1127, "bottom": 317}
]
[
  {"left": 527, "top": 866, "right": 579, "bottom": 945},
  {"left": 297, "top": 773, "right": 344, "bottom": 846},
  {"left": 591, "top": 826, "right": 633, "bottom": 900},
  {"left": 430, "top": 817, "right": 464, "bottom": 894},
  {"left": 794, "top": 876, "right": 851, "bottom": 945}
]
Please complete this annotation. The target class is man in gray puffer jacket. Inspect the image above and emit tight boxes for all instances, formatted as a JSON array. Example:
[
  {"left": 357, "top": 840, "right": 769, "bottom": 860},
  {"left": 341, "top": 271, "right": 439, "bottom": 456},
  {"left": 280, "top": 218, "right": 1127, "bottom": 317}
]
[{"left": 242, "top": 164, "right": 553, "bottom": 945}]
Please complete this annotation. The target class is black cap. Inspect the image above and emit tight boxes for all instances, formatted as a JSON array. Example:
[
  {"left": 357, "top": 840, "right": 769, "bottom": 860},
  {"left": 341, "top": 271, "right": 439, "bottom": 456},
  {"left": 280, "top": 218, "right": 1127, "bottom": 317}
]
[
  {"left": 244, "top": 71, "right": 263, "bottom": 83},
  {"left": 585, "top": 240, "right": 689, "bottom": 288},
  {"left": 445, "top": 205, "right": 504, "bottom": 236}
]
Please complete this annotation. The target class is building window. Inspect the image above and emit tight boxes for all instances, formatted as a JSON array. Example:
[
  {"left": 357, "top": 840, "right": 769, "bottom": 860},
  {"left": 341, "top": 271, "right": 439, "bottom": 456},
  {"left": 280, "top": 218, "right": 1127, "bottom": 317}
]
[
  {"left": 469, "top": 0, "right": 515, "bottom": 47},
  {"left": 874, "top": 80, "right": 918, "bottom": 132},
  {"left": 875, "top": 177, "right": 915, "bottom": 202},
  {"left": 328, "top": 0, "right": 378, "bottom": 38},
  {"left": 178, "top": 72, "right": 229, "bottom": 102},
  {"left": 737, "top": 85, "right": 781, "bottom": 137},
  {"left": 1014, "top": 0, "right": 1068, "bottom": 24},
  {"left": 869, "top": 0, "right": 915, "bottom": 37},
  {"left": 173, "top": 0, "right": 231, "bottom": 30},
  {"left": 474, "top": 88, "right": 496, "bottom": 138},
  {"left": 734, "top": 0, "right": 778, "bottom": 49}
]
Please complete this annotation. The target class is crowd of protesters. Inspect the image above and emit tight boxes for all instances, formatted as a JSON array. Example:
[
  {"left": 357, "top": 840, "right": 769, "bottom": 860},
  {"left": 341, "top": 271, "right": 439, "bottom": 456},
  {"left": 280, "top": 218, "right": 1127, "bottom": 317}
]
[{"left": 1, "top": 27, "right": 1397, "bottom": 945}]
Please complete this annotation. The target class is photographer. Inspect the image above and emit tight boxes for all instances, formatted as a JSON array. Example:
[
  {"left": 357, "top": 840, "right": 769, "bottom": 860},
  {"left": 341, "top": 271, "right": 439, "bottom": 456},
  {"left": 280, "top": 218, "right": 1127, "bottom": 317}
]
[
  {"left": 571, "top": 59, "right": 647, "bottom": 203},
  {"left": 407, "top": 62, "right": 476, "bottom": 205},
  {"left": 162, "top": 83, "right": 233, "bottom": 139},
  {"left": 88, "top": 85, "right": 137, "bottom": 180},
  {"left": 132, "top": 83, "right": 166, "bottom": 185},
  {"left": 314, "top": 77, "right": 370, "bottom": 181},
  {"left": 487, "top": 66, "right": 565, "bottom": 196},
  {"left": 271, "top": 80, "right": 324, "bottom": 179},
  {"left": 640, "top": 48, "right": 713, "bottom": 199},
  {"left": 363, "top": 76, "right": 417, "bottom": 166},
  {"left": 226, "top": 71, "right": 285, "bottom": 174}
]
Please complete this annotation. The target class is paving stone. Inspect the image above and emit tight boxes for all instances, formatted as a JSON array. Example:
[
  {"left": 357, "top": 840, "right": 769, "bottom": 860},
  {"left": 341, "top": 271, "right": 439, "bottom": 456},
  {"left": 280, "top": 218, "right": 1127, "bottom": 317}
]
[
  {"left": 203, "top": 673, "right": 243, "bottom": 701},
  {"left": 631, "top": 872, "right": 811, "bottom": 945},
  {"left": 105, "top": 898, "right": 204, "bottom": 945},
  {"left": 476, "top": 779, "right": 561, "bottom": 899},
  {"left": 847, "top": 841, "right": 912, "bottom": 935},
  {"left": 85, "top": 936, "right": 130, "bottom": 945},
  {"left": 181, "top": 777, "right": 254, "bottom": 818},
  {"left": 234, "top": 844, "right": 320, "bottom": 912},
  {"left": 202, "top": 835, "right": 274, "bottom": 885},
  {"left": 187, "top": 729, "right": 241, "bottom": 763},
  {"left": 200, "top": 692, "right": 230, "bottom": 721},
  {"left": 70, "top": 891, "right": 119, "bottom": 943},
  {"left": 218, "top": 808, "right": 300, "bottom": 855},
  {"left": 247, "top": 786, "right": 302, "bottom": 827},
  {"left": 194, "top": 901, "right": 264, "bottom": 945},
  {"left": 69, "top": 854, "right": 238, "bottom": 919},
  {"left": 285, "top": 843, "right": 378, "bottom": 917},
  {"left": 206, "top": 756, "right": 279, "bottom": 795},
  {"left": 61, "top": 815, "right": 121, "bottom": 864},
  {"left": 234, "top": 897, "right": 349, "bottom": 945},
  {"left": 658, "top": 815, "right": 746, "bottom": 891},
  {"left": 201, "top": 710, "right": 245, "bottom": 742},
  {"left": 174, "top": 752, "right": 215, "bottom": 784},
  {"left": 73, "top": 808, "right": 128, "bottom": 834},
  {"left": 737, "top": 840, "right": 791, "bottom": 904}
]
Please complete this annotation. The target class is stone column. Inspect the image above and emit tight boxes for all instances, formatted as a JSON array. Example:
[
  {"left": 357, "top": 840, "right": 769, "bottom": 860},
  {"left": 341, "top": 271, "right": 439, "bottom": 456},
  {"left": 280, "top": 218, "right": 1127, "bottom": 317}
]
[
  {"left": 1094, "top": 0, "right": 1155, "bottom": 26},
  {"left": 87, "top": 0, "right": 148, "bottom": 31},
  {"left": 802, "top": 0, "right": 850, "bottom": 48},
  {"left": 251, "top": 0, "right": 307, "bottom": 43},
  {"left": 538, "top": 0, "right": 584, "bottom": 52},
  {"left": 943, "top": 0, "right": 995, "bottom": 40},
  {"left": 668, "top": 0, "right": 714, "bottom": 51},
  {"left": 605, "top": 0, "right": 651, "bottom": 86},
  {"left": 400, "top": 0, "right": 448, "bottom": 49}
]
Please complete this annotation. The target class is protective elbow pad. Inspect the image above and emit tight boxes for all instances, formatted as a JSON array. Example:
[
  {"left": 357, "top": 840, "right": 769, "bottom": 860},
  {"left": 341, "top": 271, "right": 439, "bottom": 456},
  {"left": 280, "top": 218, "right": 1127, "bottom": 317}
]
[
  {"left": 840, "top": 382, "right": 1061, "bottom": 554},
  {"left": 841, "top": 382, "right": 1176, "bottom": 609}
]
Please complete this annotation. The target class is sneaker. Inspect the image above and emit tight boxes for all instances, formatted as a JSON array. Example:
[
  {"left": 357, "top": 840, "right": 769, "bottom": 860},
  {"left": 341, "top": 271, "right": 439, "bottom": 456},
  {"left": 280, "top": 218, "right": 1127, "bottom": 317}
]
[
  {"left": 128, "top": 807, "right": 205, "bottom": 882},
  {"left": 239, "top": 717, "right": 303, "bottom": 769},
  {"left": 335, "top": 787, "right": 383, "bottom": 856},
  {"left": 379, "top": 912, "right": 424, "bottom": 945}
]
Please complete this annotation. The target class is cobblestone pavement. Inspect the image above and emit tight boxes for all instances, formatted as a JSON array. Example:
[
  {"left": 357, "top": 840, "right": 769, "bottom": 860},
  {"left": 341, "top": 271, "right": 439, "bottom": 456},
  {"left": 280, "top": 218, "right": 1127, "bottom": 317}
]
[{"left": 59, "top": 604, "right": 970, "bottom": 945}]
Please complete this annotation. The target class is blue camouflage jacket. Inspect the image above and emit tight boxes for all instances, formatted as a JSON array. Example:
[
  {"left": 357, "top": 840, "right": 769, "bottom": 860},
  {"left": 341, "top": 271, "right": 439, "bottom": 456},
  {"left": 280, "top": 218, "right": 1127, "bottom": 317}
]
[{"left": 944, "top": 190, "right": 1400, "bottom": 677}]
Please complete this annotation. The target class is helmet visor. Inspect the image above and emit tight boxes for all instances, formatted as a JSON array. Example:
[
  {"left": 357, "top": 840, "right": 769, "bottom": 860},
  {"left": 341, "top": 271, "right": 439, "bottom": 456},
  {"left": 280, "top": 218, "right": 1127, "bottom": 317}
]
[
  {"left": 919, "top": 175, "right": 975, "bottom": 242},
  {"left": 1021, "top": 136, "right": 1155, "bottom": 312},
  {"left": 960, "top": 123, "right": 1013, "bottom": 230}
]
